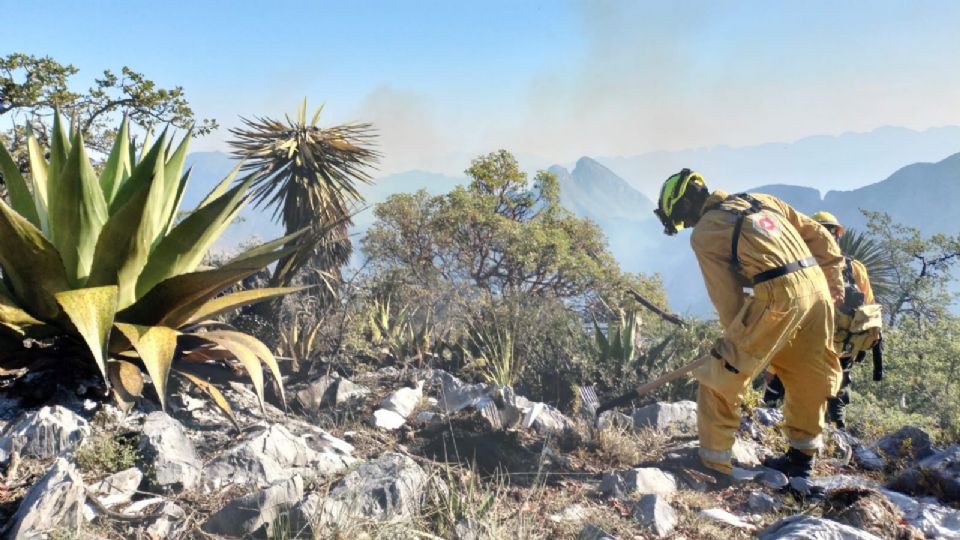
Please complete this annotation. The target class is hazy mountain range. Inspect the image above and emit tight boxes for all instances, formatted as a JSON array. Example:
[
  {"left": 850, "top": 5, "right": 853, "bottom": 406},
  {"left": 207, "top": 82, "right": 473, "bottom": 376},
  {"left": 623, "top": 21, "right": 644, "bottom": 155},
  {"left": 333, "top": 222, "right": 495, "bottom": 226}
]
[
  {"left": 595, "top": 125, "right": 960, "bottom": 200},
  {"left": 183, "top": 126, "right": 960, "bottom": 317}
]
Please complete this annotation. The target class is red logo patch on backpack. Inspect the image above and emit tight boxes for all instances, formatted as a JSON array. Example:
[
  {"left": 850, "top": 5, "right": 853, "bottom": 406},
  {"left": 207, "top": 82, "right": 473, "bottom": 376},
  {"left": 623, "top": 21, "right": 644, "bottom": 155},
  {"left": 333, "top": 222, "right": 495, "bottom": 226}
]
[{"left": 751, "top": 213, "right": 781, "bottom": 237}]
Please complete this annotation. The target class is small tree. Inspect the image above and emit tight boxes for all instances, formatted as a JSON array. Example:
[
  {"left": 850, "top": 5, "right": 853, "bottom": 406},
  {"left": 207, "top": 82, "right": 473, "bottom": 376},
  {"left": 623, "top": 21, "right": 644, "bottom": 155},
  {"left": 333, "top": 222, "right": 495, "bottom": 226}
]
[{"left": 0, "top": 53, "right": 216, "bottom": 158}]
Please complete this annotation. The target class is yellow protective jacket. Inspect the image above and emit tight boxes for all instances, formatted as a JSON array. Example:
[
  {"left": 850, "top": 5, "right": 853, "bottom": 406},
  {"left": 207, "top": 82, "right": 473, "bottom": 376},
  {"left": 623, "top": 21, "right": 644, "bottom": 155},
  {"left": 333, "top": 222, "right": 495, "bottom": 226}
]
[
  {"left": 849, "top": 258, "right": 874, "bottom": 304},
  {"left": 690, "top": 190, "right": 845, "bottom": 329}
]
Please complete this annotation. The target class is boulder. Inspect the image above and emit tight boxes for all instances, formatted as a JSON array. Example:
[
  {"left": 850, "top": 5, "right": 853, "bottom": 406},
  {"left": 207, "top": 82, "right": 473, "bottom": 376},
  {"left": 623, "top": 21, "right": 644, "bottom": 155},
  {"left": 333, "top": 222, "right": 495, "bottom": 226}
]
[
  {"left": 700, "top": 508, "right": 756, "bottom": 530},
  {"left": 380, "top": 382, "right": 424, "bottom": 418},
  {"left": 597, "top": 411, "right": 634, "bottom": 431},
  {"left": 0, "top": 405, "right": 90, "bottom": 463},
  {"left": 732, "top": 437, "right": 762, "bottom": 466},
  {"left": 748, "top": 491, "right": 781, "bottom": 513},
  {"left": 888, "top": 444, "right": 960, "bottom": 502},
  {"left": 203, "top": 423, "right": 353, "bottom": 490},
  {"left": 87, "top": 467, "right": 142, "bottom": 508},
  {"left": 815, "top": 474, "right": 960, "bottom": 539},
  {"left": 578, "top": 524, "right": 618, "bottom": 540},
  {"left": 294, "top": 374, "right": 339, "bottom": 413},
  {"left": 549, "top": 504, "right": 589, "bottom": 523},
  {"left": 204, "top": 476, "right": 304, "bottom": 538},
  {"left": 6, "top": 458, "right": 85, "bottom": 540},
  {"left": 334, "top": 378, "right": 370, "bottom": 404},
  {"left": 823, "top": 487, "right": 924, "bottom": 540},
  {"left": 146, "top": 502, "right": 187, "bottom": 539},
  {"left": 759, "top": 469, "right": 789, "bottom": 489},
  {"left": 633, "top": 401, "right": 697, "bottom": 433},
  {"left": 373, "top": 409, "right": 407, "bottom": 430},
  {"left": 138, "top": 412, "right": 201, "bottom": 491},
  {"left": 754, "top": 407, "right": 784, "bottom": 426},
  {"left": 759, "top": 515, "right": 883, "bottom": 539},
  {"left": 601, "top": 468, "right": 677, "bottom": 497},
  {"left": 876, "top": 426, "right": 935, "bottom": 462},
  {"left": 633, "top": 494, "right": 677, "bottom": 538},
  {"left": 854, "top": 444, "right": 885, "bottom": 471},
  {"left": 436, "top": 371, "right": 493, "bottom": 413},
  {"left": 293, "top": 453, "right": 428, "bottom": 530}
]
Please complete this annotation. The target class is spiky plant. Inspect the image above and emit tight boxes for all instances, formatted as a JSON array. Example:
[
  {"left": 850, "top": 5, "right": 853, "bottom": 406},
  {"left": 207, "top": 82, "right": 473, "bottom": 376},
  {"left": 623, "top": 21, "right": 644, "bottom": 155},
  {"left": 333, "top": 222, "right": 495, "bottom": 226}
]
[
  {"left": 593, "top": 308, "right": 639, "bottom": 365},
  {"left": 839, "top": 228, "right": 897, "bottom": 306},
  {"left": 0, "top": 115, "right": 301, "bottom": 422},
  {"left": 228, "top": 100, "right": 379, "bottom": 289}
]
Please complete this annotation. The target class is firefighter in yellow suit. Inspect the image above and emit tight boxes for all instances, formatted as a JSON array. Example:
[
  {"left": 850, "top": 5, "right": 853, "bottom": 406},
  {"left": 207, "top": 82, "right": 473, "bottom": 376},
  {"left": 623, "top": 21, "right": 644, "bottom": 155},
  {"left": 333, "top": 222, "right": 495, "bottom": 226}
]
[
  {"left": 654, "top": 169, "right": 844, "bottom": 478},
  {"left": 764, "top": 211, "right": 879, "bottom": 428}
]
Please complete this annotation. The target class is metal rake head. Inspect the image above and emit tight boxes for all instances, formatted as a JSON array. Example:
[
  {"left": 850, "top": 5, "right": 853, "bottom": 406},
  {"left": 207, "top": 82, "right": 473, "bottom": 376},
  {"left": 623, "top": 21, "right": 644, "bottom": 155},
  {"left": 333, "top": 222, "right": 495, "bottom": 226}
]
[{"left": 578, "top": 385, "right": 600, "bottom": 417}]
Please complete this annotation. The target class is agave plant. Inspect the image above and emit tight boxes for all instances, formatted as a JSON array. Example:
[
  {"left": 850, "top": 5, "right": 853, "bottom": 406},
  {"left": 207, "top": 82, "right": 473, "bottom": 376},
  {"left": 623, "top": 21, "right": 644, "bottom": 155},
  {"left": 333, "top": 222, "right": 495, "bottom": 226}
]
[
  {"left": 0, "top": 114, "right": 301, "bottom": 420},
  {"left": 593, "top": 308, "right": 640, "bottom": 365}
]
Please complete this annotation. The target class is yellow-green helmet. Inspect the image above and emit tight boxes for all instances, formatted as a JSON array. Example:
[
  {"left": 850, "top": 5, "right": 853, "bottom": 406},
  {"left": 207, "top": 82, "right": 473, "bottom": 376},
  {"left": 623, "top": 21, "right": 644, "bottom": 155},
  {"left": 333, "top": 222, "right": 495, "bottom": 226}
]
[
  {"left": 655, "top": 168, "right": 705, "bottom": 235},
  {"left": 812, "top": 211, "right": 845, "bottom": 236}
]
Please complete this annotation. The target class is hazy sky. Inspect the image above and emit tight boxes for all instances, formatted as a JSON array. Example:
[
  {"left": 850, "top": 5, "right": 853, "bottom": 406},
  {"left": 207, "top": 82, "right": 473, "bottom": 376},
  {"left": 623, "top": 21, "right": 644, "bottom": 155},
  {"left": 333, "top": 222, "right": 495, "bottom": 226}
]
[{"left": 4, "top": 0, "right": 960, "bottom": 175}]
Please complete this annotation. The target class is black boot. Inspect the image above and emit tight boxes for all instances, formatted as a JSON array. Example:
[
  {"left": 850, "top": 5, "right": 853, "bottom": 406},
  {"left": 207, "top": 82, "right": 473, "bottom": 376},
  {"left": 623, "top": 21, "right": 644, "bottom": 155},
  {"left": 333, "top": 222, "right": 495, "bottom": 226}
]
[{"left": 762, "top": 447, "right": 813, "bottom": 478}]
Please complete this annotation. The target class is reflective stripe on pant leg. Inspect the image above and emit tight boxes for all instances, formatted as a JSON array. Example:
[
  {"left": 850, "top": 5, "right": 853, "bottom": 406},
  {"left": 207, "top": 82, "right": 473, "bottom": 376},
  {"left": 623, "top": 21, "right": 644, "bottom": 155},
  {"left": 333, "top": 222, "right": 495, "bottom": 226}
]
[
  {"left": 699, "top": 447, "right": 733, "bottom": 464},
  {"left": 787, "top": 434, "right": 823, "bottom": 451}
]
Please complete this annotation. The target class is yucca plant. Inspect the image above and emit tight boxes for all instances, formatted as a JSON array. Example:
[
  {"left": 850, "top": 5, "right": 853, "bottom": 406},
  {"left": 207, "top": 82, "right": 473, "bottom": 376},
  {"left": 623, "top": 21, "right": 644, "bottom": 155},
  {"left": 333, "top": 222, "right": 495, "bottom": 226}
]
[
  {"left": 0, "top": 114, "right": 301, "bottom": 420},
  {"left": 839, "top": 228, "right": 897, "bottom": 306},
  {"left": 228, "top": 99, "right": 379, "bottom": 290}
]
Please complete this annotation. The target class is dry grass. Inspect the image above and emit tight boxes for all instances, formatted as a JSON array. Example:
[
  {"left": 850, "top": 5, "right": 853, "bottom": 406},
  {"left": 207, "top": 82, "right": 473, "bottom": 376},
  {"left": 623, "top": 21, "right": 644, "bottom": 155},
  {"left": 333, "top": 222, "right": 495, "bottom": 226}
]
[{"left": 583, "top": 425, "right": 671, "bottom": 469}]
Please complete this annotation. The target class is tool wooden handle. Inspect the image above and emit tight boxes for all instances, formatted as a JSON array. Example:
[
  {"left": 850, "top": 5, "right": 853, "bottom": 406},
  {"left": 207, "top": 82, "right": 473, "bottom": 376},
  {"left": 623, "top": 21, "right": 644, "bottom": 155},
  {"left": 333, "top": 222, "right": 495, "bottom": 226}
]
[{"left": 632, "top": 354, "right": 711, "bottom": 398}]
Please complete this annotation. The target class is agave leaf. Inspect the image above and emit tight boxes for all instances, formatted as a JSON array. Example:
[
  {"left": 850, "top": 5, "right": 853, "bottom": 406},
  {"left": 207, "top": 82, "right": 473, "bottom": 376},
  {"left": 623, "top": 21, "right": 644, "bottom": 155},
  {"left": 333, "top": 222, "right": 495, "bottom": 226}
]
[
  {"left": 99, "top": 118, "right": 132, "bottom": 205},
  {"left": 119, "top": 246, "right": 295, "bottom": 327},
  {"left": 163, "top": 168, "right": 191, "bottom": 234},
  {"left": 48, "top": 113, "right": 71, "bottom": 183},
  {"left": 0, "top": 284, "right": 43, "bottom": 327},
  {"left": 109, "top": 132, "right": 167, "bottom": 214},
  {"left": 196, "top": 162, "right": 244, "bottom": 210},
  {"left": 136, "top": 177, "right": 254, "bottom": 298},
  {"left": 24, "top": 128, "right": 49, "bottom": 223},
  {"left": 0, "top": 142, "right": 41, "bottom": 227},
  {"left": 160, "top": 132, "right": 192, "bottom": 227},
  {"left": 192, "top": 331, "right": 265, "bottom": 412},
  {"left": 177, "top": 286, "right": 305, "bottom": 327},
  {"left": 200, "top": 329, "right": 285, "bottom": 406},
  {"left": 87, "top": 139, "right": 168, "bottom": 308},
  {"left": 54, "top": 286, "right": 118, "bottom": 384},
  {"left": 0, "top": 199, "right": 71, "bottom": 319},
  {"left": 175, "top": 369, "right": 239, "bottom": 430},
  {"left": 225, "top": 229, "right": 307, "bottom": 266},
  {"left": 113, "top": 323, "right": 177, "bottom": 411},
  {"left": 48, "top": 130, "right": 109, "bottom": 286},
  {"left": 107, "top": 358, "right": 143, "bottom": 412},
  {"left": 593, "top": 319, "right": 609, "bottom": 359}
]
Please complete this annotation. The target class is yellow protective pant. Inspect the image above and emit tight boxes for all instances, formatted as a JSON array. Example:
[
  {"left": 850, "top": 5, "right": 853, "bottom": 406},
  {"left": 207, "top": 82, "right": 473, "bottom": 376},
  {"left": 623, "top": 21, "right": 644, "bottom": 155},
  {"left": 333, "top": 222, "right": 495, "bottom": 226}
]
[{"left": 694, "top": 268, "right": 843, "bottom": 473}]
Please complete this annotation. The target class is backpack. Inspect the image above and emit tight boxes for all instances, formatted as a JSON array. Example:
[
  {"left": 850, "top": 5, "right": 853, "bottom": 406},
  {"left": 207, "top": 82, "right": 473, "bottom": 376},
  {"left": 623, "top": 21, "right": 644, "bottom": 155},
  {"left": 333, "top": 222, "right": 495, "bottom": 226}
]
[{"left": 834, "top": 257, "right": 882, "bottom": 358}]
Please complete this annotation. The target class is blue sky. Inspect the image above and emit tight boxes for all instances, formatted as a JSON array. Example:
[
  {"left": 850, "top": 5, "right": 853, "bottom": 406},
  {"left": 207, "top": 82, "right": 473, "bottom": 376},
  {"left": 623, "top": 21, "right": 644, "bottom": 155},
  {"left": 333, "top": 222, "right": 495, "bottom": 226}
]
[{"left": 3, "top": 0, "right": 960, "bottom": 174}]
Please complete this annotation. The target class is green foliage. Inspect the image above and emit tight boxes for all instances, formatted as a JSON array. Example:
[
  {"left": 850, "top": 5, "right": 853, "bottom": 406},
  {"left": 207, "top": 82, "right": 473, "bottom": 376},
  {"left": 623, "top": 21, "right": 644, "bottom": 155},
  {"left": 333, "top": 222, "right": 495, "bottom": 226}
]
[
  {"left": 0, "top": 115, "right": 294, "bottom": 418},
  {"left": 75, "top": 433, "right": 140, "bottom": 476},
  {"left": 427, "top": 463, "right": 498, "bottom": 535},
  {"left": 468, "top": 305, "right": 520, "bottom": 387},
  {"left": 0, "top": 52, "right": 216, "bottom": 158},
  {"left": 593, "top": 309, "right": 639, "bottom": 366},
  {"left": 356, "top": 150, "right": 675, "bottom": 406},
  {"left": 362, "top": 150, "right": 619, "bottom": 299},
  {"left": 843, "top": 211, "right": 960, "bottom": 441}
]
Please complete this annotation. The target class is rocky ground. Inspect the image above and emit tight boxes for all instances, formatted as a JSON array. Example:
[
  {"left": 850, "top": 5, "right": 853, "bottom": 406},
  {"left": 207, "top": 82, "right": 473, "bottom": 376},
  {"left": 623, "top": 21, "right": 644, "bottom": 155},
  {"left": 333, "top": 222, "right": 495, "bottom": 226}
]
[{"left": 0, "top": 365, "right": 957, "bottom": 539}]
